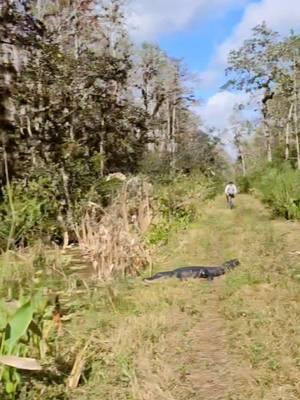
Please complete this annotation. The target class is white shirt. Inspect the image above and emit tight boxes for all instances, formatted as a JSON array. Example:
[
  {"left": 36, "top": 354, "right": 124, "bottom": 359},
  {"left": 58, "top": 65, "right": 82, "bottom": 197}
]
[{"left": 225, "top": 184, "right": 237, "bottom": 195}]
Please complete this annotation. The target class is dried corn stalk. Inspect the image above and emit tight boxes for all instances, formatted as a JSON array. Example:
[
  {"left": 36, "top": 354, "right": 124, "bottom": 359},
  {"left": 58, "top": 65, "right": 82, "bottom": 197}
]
[{"left": 75, "top": 177, "right": 153, "bottom": 280}]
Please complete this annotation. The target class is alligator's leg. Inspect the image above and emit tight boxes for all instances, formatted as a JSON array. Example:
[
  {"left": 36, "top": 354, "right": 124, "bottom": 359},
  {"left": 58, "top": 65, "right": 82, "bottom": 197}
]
[
  {"left": 195, "top": 269, "right": 205, "bottom": 279},
  {"left": 176, "top": 272, "right": 184, "bottom": 281},
  {"left": 179, "top": 274, "right": 189, "bottom": 282},
  {"left": 177, "top": 271, "right": 190, "bottom": 281}
]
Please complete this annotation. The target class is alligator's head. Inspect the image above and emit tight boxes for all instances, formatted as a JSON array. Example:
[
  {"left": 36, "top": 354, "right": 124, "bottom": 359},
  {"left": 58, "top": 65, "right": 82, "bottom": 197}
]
[{"left": 223, "top": 259, "right": 240, "bottom": 270}]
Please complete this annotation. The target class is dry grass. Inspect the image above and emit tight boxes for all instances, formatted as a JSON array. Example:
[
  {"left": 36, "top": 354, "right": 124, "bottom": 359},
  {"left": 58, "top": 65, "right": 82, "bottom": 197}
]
[
  {"left": 219, "top": 200, "right": 300, "bottom": 399},
  {"left": 65, "top": 196, "right": 300, "bottom": 400},
  {"left": 74, "top": 177, "right": 153, "bottom": 280},
  {"left": 28, "top": 194, "right": 300, "bottom": 400},
  {"left": 0, "top": 243, "right": 72, "bottom": 298}
]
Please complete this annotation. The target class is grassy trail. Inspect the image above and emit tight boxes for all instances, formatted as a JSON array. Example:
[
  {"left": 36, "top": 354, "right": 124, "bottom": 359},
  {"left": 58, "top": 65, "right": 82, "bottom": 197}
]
[{"left": 72, "top": 194, "right": 300, "bottom": 400}]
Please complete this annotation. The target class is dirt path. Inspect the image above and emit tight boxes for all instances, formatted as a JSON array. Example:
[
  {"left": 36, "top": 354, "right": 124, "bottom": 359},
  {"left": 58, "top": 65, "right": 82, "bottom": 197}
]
[
  {"left": 73, "top": 194, "right": 300, "bottom": 400},
  {"left": 139, "top": 195, "right": 261, "bottom": 400},
  {"left": 172, "top": 290, "right": 254, "bottom": 400}
]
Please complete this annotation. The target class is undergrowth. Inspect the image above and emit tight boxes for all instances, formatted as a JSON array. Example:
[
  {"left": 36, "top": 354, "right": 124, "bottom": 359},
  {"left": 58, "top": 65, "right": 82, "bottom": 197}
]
[
  {"left": 1, "top": 192, "right": 299, "bottom": 399},
  {"left": 2, "top": 176, "right": 299, "bottom": 399},
  {"left": 0, "top": 173, "right": 218, "bottom": 399},
  {"left": 240, "top": 163, "right": 300, "bottom": 220},
  {"left": 146, "top": 174, "right": 220, "bottom": 245},
  {"left": 58, "top": 194, "right": 300, "bottom": 400}
]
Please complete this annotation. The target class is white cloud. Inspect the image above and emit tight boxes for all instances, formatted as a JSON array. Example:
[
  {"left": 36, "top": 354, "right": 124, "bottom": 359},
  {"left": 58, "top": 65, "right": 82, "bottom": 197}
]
[
  {"left": 217, "top": 0, "right": 300, "bottom": 64},
  {"left": 126, "top": 0, "right": 300, "bottom": 154},
  {"left": 200, "top": 0, "right": 300, "bottom": 93},
  {"left": 197, "top": 90, "right": 254, "bottom": 157},
  {"left": 198, "top": 0, "right": 300, "bottom": 142},
  {"left": 127, "top": 0, "right": 246, "bottom": 41},
  {"left": 199, "top": 91, "right": 249, "bottom": 133},
  {"left": 197, "top": 69, "right": 221, "bottom": 90}
]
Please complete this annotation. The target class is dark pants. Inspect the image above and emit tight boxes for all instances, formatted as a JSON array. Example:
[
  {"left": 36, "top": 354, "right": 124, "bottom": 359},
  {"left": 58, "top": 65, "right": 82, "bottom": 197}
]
[{"left": 226, "top": 193, "right": 235, "bottom": 204}]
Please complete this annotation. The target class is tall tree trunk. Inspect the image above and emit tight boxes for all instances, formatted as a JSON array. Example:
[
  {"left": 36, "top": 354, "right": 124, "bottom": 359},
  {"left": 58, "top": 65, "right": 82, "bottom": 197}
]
[
  {"left": 74, "top": 33, "right": 79, "bottom": 59},
  {"left": 166, "top": 98, "right": 171, "bottom": 153},
  {"left": 170, "top": 104, "right": 176, "bottom": 171},
  {"left": 99, "top": 117, "right": 105, "bottom": 176},
  {"left": 26, "top": 116, "right": 37, "bottom": 166},
  {"left": 234, "top": 129, "right": 246, "bottom": 176},
  {"left": 240, "top": 146, "right": 246, "bottom": 176},
  {"left": 264, "top": 123, "right": 272, "bottom": 162},
  {"left": 293, "top": 54, "right": 300, "bottom": 169},
  {"left": 261, "top": 86, "right": 273, "bottom": 163},
  {"left": 3, "top": 146, "right": 16, "bottom": 250},
  {"left": 99, "top": 140, "right": 104, "bottom": 177},
  {"left": 295, "top": 133, "right": 300, "bottom": 170},
  {"left": 60, "top": 166, "right": 73, "bottom": 248},
  {"left": 36, "top": 0, "right": 43, "bottom": 18},
  {"left": 73, "top": 3, "right": 79, "bottom": 60},
  {"left": 285, "top": 103, "right": 294, "bottom": 161}
]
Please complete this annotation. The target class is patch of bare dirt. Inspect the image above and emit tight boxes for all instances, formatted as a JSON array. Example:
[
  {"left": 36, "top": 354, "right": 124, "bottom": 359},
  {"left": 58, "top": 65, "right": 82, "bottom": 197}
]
[{"left": 159, "top": 282, "right": 255, "bottom": 400}]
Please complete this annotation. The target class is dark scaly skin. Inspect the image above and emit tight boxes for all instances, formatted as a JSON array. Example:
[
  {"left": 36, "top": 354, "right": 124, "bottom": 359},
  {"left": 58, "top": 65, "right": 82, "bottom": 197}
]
[{"left": 143, "top": 259, "right": 240, "bottom": 283}]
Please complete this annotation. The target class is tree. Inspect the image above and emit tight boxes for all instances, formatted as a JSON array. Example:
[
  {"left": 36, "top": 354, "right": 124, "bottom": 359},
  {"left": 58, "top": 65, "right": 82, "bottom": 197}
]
[
  {"left": 0, "top": 0, "right": 44, "bottom": 181},
  {"left": 0, "top": 0, "right": 225, "bottom": 246},
  {"left": 223, "top": 23, "right": 289, "bottom": 162},
  {"left": 224, "top": 24, "right": 300, "bottom": 167}
]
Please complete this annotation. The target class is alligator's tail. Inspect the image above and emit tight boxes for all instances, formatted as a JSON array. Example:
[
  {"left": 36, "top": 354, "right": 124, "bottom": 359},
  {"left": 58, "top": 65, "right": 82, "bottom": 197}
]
[{"left": 143, "top": 270, "right": 175, "bottom": 283}]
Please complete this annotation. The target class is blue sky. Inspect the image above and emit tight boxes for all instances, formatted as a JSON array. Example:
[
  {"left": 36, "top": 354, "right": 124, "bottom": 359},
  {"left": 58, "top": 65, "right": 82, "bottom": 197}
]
[
  {"left": 158, "top": 5, "right": 246, "bottom": 99},
  {"left": 128, "top": 0, "right": 300, "bottom": 139}
]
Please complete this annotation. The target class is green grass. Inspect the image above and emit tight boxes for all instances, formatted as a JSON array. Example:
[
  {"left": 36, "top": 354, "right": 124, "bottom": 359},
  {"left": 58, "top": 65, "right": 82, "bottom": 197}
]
[
  {"left": 2, "top": 193, "right": 300, "bottom": 399},
  {"left": 56, "top": 194, "right": 299, "bottom": 400},
  {"left": 252, "top": 164, "right": 300, "bottom": 219}
]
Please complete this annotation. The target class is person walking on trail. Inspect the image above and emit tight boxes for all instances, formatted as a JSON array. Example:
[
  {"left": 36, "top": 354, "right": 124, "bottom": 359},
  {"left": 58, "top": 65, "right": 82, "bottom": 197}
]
[{"left": 225, "top": 181, "right": 237, "bottom": 208}]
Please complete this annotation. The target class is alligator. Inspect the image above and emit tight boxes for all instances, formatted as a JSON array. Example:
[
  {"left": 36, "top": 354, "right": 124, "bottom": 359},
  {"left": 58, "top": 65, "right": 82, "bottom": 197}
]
[{"left": 143, "top": 259, "right": 240, "bottom": 283}]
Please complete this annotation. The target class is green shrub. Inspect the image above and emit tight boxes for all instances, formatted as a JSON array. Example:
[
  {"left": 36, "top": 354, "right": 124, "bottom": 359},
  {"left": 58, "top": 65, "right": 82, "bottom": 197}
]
[
  {"left": 253, "top": 165, "right": 300, "bottom": 219},
  {"left": 146, "top": 174, "right": 218, "bottom": 245},
  {"left": 138, "top": 152, "right": 172, "bottom": 177},
  {"left": 0, "top": 291, "right": 54, "bottom": 399},
  {"left": 0, "top": 183, "right": 52, "bottom": 249},
  {"left": 0, "top": 162, "right": 124, "bottom": 249},
  {"left": 236, "top": 176, "right": 251, "bottom": 194}
]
